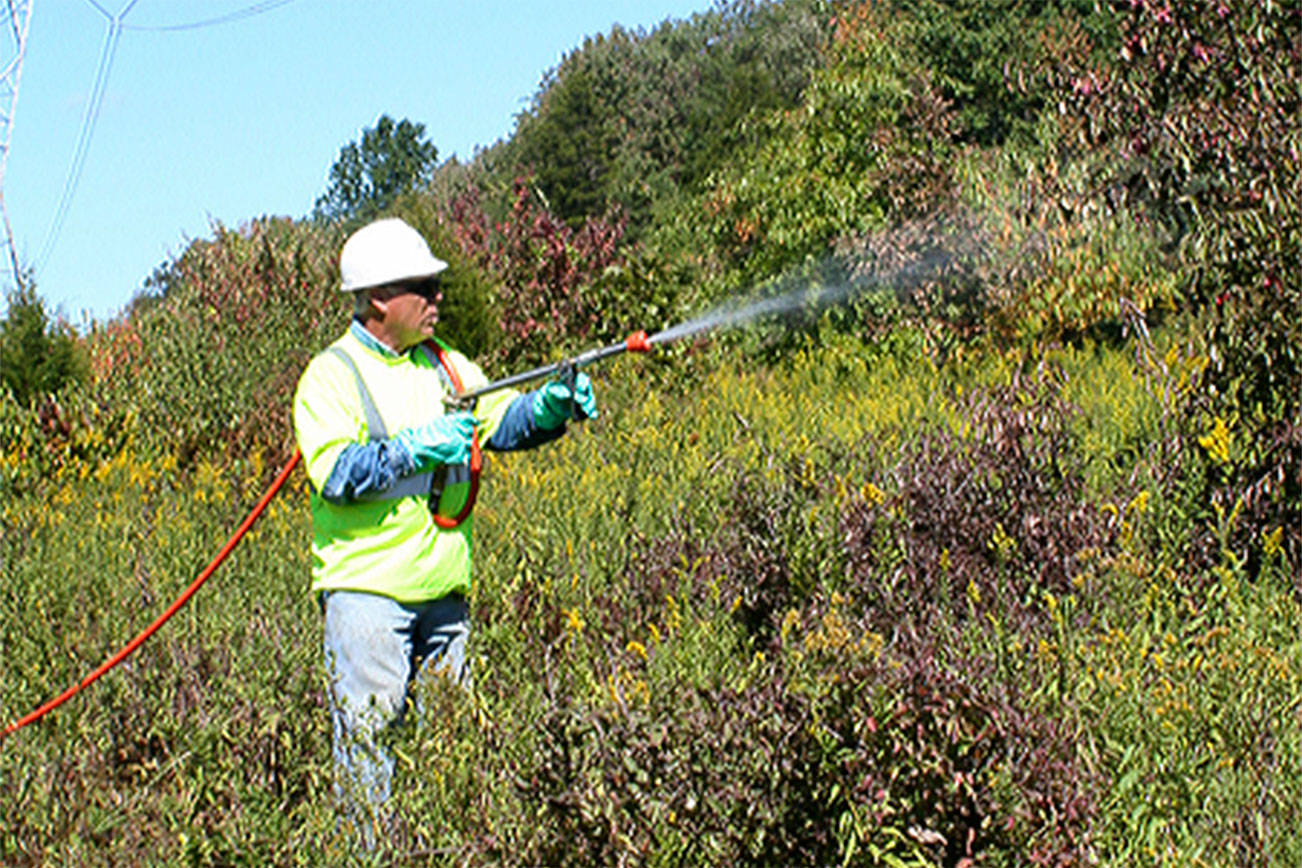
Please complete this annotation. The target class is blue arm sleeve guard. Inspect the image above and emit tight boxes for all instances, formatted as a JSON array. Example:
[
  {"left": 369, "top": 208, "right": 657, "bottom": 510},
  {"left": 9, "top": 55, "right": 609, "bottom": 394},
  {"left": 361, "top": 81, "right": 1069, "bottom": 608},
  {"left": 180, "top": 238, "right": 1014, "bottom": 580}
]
[
  {"left": 320, "top": 440, "right": 415, "bottom": 504},
  {"left": 324, "top": 393, "right": 560, "bottom": 503},
  {"left": 487, "top": 391, "right": 566, "bottom": 452}
]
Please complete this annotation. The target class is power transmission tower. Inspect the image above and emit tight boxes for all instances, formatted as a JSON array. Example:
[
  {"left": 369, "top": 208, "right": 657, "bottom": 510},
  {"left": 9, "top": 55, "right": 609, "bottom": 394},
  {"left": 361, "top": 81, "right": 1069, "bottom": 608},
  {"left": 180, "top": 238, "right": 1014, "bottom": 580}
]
[{"left": 1, "top": 0, "right": 33, "bottom": 288}]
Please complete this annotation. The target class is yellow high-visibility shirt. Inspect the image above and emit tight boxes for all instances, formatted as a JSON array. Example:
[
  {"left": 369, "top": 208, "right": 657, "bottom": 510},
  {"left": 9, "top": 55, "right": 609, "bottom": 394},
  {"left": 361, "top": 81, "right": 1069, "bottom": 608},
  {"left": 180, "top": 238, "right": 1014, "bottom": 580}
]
[{"left": 292, "top": 325, "right": 516, "bottom": 602}]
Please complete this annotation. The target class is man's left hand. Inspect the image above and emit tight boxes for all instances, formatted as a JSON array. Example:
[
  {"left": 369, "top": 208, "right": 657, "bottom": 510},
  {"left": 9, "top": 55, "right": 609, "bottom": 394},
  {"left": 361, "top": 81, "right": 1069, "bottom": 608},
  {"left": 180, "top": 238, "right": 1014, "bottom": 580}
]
[{"left": 533, "top": 373, "right": 599, "bottom": 429}]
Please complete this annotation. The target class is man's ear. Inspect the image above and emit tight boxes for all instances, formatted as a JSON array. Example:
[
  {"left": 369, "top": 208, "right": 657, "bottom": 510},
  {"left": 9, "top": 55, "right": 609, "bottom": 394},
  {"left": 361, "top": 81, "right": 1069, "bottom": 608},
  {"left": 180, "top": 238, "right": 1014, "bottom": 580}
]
[{"left": 366, "top": 289, "right": 390, "bottom": 316}]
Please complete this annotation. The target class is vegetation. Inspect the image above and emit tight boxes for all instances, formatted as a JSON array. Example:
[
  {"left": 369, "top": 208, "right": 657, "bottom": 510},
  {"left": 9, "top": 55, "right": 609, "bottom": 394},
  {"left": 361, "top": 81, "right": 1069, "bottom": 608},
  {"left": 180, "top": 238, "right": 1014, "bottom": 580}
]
[
  {"left": 500, "top": 0, "right": 830, "bottom": 233},
  {"left": 0, "top": 284, "right": 86, "bottom": 407},
  {"left": 1046, "top": 0, "right": 1301, "bottom": 570},
  {"left": 314, "top": 114, "right": 441, "bottom": 227},
  {"left": 2, "top": 1, "right": 1297, "bottom": 864}
]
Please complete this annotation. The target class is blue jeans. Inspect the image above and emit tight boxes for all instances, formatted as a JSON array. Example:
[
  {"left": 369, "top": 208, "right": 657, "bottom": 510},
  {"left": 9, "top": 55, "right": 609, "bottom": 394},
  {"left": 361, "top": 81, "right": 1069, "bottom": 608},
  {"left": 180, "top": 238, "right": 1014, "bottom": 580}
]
[{"left": 321, "top": 590, "right": 469, "bottom": 823}]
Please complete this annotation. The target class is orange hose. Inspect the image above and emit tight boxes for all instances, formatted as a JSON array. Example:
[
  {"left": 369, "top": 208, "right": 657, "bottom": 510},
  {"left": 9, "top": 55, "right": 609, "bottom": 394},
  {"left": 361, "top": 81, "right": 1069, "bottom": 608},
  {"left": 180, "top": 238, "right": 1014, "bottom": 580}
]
[
  {"left": 4, "top": 340, "right": 496, "bottom": 740},
  {"left": 428, "top": 340, "right": 480, "bottom": 529},
  {"left": 1, "top": 450, "right": 302, "bottom": 741}
]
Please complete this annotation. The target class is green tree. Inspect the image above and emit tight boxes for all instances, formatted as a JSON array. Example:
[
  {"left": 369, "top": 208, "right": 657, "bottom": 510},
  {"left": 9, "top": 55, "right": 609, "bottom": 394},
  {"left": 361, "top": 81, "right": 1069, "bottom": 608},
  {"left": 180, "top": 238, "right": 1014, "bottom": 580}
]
[
  {"left": 694, "top": 4, "right": 959, "bottom": 289},
  {"left": 314, "top": 114, "right": 439, "bottom": 225},
  {"left": 0, "top": 284, "right": 85, "bottom": 405},
  {"left": 887, "top": 0, "right": 1115, "bottom": 146},
  {"left": 503, "top": 1, "right": 831, "bottom": 234}
]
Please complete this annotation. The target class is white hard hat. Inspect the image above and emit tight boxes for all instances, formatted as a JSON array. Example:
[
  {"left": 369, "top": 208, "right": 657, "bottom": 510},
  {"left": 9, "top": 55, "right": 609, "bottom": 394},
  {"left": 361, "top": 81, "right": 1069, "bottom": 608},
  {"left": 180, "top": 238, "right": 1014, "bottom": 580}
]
[{"left": 339, "top": 218, "right": 448, "bottom": 292}]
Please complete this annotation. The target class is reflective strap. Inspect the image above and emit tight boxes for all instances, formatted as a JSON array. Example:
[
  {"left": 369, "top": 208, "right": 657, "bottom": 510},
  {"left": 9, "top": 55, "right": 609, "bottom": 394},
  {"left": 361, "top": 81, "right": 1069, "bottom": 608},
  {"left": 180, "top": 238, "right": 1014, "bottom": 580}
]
[
  {"left": 356, "top": 471, "right": 434, "bottom": 501},
  {"left": 325, "top": 343, "right": 461, "bottom": 507},
  {"left": 325, "top": 346, "right": 388, "bottom": 440},
  {"left": 441, "top": 464, "right": 472, "bottom": 486}
]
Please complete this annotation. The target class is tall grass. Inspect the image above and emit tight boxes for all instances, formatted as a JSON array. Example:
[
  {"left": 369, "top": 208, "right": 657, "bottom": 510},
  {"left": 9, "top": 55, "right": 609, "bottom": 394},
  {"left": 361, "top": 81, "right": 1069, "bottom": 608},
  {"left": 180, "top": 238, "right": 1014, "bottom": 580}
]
[{"left": 3, "top": 318, "right": 1297, "bottom": 864}]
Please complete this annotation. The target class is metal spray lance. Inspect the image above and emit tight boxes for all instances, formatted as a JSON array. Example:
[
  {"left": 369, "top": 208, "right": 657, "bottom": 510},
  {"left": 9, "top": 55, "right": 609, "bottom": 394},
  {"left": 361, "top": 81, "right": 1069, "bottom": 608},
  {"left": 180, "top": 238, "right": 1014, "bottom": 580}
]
[{"left": 442, "top": 330, "right": 653, "bottom": 412}]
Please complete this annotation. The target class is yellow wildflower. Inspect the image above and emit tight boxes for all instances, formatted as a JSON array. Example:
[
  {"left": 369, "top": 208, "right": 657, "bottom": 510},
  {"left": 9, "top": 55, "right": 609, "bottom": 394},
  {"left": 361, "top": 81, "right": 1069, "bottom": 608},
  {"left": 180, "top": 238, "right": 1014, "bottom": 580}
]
[
  {"left": 1263, "top": 526, "right": 1283, "bottom": 558},
  {"left": 1198, "top": 416, "right": 1232, "bottom": 465},
  {"left": 862, "top": 482, "right": 887, "bottom": 506},
  {"left": 989, "top": 523, "right": 1017, "bottom": 562}
]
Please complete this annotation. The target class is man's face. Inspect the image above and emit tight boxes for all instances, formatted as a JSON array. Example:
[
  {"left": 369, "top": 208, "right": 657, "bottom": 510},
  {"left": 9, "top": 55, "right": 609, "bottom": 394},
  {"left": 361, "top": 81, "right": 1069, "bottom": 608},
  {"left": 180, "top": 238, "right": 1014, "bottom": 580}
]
[{"left": 378, "top": 277, "right": 443, "bottom": 350}]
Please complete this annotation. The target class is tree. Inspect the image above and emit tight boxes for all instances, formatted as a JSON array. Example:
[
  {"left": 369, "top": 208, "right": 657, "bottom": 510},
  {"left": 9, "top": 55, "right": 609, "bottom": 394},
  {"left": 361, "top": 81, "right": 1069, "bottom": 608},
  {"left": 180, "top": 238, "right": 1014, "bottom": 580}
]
[
  {"left": 1048, "top": 0, "right": 1301, "bottom": 571},
  {"left": 0, "top": 284, "right": 85, "bottom": 405},
  {"left": 503, "top": 1, "right": 831, "bottom": 234},
  {"left": 884, "top": 0, "right": 1115, "bottom": 146},
  {"left": 314, "top": 115, "right": 439, "bottom": 225},
  {"left": 696, "top": 4, "right": 959, "bottom": 289}
]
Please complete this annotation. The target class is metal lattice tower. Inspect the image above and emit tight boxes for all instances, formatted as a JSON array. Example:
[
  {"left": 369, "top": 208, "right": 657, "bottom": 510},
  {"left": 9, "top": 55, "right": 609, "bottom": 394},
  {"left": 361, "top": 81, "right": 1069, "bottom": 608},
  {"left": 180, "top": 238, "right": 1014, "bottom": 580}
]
[{"left": 2, "top": 0, "right": 33, "bottom": 287}]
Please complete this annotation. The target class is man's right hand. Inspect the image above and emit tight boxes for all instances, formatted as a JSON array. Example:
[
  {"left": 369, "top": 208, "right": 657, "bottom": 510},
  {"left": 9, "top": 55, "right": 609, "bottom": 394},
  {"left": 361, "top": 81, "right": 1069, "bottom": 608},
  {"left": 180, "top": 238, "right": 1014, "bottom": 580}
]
[{"left": 393, "top": 412, "right": 477, "bottom": 471}]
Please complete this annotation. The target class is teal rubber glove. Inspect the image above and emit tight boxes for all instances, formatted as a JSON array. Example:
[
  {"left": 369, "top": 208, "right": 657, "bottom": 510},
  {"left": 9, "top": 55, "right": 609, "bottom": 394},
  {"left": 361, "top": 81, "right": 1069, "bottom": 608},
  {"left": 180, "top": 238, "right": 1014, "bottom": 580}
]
[
  {"left": 533, "top": 372, "right": 598, "bottom": 430},
  {"left": 392, "top": 412, "right": 476, "bottom": 472}
]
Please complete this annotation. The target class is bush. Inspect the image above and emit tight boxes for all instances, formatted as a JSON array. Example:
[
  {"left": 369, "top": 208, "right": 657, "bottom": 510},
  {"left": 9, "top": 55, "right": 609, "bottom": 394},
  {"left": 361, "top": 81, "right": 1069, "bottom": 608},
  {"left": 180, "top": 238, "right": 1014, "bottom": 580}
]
[
  {"left": 1044, "top": 0, "right": 1302, "bottom": 572},
  {"left": 444, "top": 179, "right": 670, "bottom": 367},
  {"left": 0, "top": 284, "right": 86, "bottom": 406},
  {"left": 89, "top": 218, "right": 342, "bottom": 469}
]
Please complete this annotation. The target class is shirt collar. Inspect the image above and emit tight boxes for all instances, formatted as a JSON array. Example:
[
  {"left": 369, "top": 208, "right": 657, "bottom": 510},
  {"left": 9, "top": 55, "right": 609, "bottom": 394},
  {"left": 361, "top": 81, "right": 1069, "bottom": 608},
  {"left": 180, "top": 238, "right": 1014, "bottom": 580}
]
[{"left": 350, "top": 317, "right": 403, "bottom": 359}]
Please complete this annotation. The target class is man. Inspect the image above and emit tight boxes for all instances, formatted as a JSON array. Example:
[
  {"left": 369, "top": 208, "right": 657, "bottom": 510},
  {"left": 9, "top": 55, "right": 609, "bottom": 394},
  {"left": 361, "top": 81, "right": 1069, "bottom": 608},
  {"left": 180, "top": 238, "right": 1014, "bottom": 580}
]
[{"left": 292, "top": 217, "right": 596, "bottom": 828}]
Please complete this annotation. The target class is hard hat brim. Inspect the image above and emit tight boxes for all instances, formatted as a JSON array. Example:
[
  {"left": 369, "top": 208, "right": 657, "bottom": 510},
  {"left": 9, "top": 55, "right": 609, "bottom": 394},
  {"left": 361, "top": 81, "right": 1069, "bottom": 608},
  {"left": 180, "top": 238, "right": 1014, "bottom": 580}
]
[{"left": 340, "top": 257, "right": 448, "bottom": 293}]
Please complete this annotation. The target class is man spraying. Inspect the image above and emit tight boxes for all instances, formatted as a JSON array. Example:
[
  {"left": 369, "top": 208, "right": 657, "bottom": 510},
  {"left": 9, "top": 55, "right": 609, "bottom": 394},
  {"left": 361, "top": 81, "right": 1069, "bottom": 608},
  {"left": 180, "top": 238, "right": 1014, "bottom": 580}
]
[{"left": 292, "top": 218, "right": 596, "bottom": 835}]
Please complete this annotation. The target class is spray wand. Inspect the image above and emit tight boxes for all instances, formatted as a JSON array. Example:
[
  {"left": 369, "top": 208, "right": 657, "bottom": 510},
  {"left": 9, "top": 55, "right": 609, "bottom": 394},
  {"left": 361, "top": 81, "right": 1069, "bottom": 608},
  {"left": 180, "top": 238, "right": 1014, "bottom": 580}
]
[{"left": 443, "top": 329, "right": 653, "bottom": 410}]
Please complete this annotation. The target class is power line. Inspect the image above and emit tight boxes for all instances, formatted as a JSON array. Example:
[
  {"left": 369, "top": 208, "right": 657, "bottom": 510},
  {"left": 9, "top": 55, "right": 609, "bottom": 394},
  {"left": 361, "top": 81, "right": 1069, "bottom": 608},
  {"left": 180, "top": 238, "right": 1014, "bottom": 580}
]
[
  {"left": 31, "top": 0, "right": 298, "bottom": 282},
  {"left": 123, "top": 0, "right": 299, "bottom": 33},
  {"left": 33, "top": 2, "right": 136, "bottom": 278},
  {"left": 83, "top": 0, "right": 113, "bottom": 20}
]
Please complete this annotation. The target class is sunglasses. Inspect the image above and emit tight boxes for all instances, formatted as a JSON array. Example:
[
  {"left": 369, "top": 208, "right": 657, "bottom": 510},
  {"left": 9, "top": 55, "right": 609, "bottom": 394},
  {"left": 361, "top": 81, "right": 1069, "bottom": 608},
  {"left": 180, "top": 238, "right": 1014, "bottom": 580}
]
[{"left": 386, "top": 278, "right": 442, "bottom": 302}]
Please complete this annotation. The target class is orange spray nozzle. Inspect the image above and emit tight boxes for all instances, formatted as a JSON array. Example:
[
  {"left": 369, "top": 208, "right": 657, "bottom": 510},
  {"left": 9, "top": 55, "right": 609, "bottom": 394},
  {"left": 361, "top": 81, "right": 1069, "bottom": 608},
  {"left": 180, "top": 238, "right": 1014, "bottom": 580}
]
[{"left": 625, "top": 330, "right": 652, "bottom": 353}]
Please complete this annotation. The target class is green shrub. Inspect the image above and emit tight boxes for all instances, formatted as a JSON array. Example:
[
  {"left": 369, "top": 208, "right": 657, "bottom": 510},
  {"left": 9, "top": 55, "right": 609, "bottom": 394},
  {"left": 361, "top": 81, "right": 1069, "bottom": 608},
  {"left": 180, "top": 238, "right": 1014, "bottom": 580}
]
[
  {"left": 0, "top": 284, "right": 86, "bottom": 406},
  {"left": 1044, "top": 0, "right": 1302, "bottom": 572}
]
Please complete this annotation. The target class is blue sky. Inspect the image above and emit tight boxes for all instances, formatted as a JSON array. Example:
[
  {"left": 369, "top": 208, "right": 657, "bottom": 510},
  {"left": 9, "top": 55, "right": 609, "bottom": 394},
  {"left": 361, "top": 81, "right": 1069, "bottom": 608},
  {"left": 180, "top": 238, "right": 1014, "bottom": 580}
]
[{"left": 6, "top": 0, "right": 707, "bottom": 326}]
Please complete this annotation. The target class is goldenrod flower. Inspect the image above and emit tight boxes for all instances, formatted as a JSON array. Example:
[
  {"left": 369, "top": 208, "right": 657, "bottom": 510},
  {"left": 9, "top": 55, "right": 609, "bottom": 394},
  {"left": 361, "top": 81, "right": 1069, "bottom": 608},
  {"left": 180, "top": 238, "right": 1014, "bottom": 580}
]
[
  {"left": 1198, "top": 416, "right": 1233, "bottom": 465},
  {"left": 1263, "top": 526, "right": 1283, "bottom": 558}
]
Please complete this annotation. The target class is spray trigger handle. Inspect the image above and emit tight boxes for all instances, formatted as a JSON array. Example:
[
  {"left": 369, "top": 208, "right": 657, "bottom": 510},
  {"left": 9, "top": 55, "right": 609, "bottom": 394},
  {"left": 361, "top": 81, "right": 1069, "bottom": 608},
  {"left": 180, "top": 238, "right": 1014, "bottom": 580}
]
[{"left": 558, "top": 360, "right": 587, "bottom": 421}]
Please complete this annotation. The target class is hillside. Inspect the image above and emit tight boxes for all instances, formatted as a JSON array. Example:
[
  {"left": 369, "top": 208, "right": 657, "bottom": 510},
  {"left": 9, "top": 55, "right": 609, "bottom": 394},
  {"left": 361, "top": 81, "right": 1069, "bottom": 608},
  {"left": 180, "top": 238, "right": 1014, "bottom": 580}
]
[{"left": 2, "top": 1, "right": 1299, "bottom": 864}]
